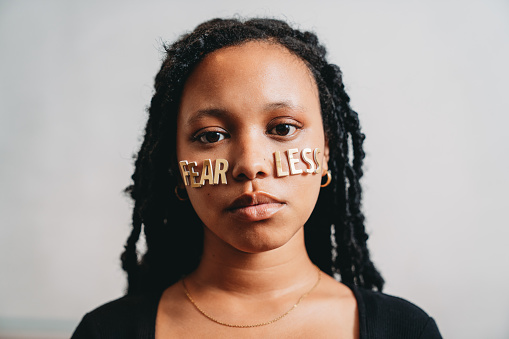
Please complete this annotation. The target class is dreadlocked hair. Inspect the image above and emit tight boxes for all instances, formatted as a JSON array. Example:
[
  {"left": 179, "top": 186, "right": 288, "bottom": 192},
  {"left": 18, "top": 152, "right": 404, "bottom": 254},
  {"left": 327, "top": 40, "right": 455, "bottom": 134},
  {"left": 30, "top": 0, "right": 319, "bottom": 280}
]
[{"left": 121, "top": 17, "right": 384, "bottom": 296}]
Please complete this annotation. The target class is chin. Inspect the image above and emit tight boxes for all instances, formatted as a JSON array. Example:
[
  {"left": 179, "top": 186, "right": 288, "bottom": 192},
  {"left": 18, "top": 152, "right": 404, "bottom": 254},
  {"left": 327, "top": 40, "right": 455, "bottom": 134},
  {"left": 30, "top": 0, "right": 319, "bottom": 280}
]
[
  {"left": 228, "top": 226, "right": 301, "bottom": 254},
  {"left": 233, "top": 241, "right": 285, "bottom": 254}
]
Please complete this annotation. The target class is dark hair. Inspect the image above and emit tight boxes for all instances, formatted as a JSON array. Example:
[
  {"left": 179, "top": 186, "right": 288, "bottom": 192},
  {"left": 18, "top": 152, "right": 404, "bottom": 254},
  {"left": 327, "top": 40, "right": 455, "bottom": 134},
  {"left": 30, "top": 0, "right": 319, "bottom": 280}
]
[{"left": 121, "top": 17, "right": 384, "bottom": 296}]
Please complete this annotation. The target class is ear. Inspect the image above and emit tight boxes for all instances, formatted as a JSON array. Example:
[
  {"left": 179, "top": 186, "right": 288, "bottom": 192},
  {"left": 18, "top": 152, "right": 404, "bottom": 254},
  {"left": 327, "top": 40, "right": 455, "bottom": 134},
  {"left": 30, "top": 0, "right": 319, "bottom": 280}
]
[{"left": 323, "top": 138, "right": 330, "bottom": 172}]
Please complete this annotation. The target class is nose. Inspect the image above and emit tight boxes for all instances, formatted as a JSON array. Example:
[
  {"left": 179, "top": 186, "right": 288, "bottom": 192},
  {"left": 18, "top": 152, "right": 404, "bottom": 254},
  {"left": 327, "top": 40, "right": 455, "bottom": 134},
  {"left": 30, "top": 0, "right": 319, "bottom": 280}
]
[{"left": 231, "top": 131, "right": 271, "bottom": 181}]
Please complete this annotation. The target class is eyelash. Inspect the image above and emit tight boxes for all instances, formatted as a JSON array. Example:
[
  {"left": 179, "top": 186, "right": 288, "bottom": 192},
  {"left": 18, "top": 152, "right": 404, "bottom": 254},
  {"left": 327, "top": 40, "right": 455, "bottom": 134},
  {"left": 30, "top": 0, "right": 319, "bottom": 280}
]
[
  {"left": 193, "top": 130, "right": 229, "bottom": 144},
  {"left": 193, "top": 122, "right": 301, "bottom": 144},
  {"left": 267, "top": 123, "right": 299, "bottom": 137}
]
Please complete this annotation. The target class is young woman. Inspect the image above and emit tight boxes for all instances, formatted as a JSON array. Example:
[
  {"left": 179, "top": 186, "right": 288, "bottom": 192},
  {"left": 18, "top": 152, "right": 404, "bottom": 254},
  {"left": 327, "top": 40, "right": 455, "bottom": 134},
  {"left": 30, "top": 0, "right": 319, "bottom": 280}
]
[{"left": 72, "top": 18, "right": 442, "bottom": 338}]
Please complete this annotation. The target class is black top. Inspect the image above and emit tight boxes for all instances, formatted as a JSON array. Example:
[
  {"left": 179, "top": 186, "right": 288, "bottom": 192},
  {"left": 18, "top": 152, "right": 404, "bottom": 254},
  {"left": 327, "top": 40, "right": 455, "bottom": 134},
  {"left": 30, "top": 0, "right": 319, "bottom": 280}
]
[{"left": 72, "top": 285, "right": 442, "bottom": 338}]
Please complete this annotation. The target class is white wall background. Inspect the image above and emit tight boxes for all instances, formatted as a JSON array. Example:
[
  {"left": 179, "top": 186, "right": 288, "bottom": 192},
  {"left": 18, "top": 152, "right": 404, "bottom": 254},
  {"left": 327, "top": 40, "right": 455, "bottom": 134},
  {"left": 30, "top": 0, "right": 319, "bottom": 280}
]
[{"left": 1, "top": 0, "right": 508, "bottom": 338}]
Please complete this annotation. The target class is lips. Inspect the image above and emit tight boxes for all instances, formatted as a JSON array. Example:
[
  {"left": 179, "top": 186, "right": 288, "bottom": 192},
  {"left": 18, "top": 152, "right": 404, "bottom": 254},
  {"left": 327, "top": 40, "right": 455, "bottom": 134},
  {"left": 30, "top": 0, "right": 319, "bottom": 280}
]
[{"left": 227, "top": 192, "right": 285, "bottom": 222}]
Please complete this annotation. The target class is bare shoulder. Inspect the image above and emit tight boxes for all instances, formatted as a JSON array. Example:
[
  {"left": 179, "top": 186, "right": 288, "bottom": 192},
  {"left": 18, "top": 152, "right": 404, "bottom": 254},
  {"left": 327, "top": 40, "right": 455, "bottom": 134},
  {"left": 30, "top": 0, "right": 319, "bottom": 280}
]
[
  {"left": 304, "top": 273, "right": 359, "bottom": 338},
  {"left": 317, "top": 272, "right": 357, "bottom": 301},
  {"left": 314, "top": 273, "right": 358, "bottom": 314},
  {"left": 155, "top": 281, "right": 196, "bottom": 338},
  {"left": 156, "top": 281, "right": 191, "bottom": 322}
]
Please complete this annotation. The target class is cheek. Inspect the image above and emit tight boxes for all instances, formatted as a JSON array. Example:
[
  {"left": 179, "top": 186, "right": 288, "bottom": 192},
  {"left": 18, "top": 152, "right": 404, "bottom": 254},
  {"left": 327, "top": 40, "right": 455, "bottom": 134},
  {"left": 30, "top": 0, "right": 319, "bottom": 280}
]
[
  {"left": 272, "top": 165, "right": 322, "bottom": 223},
  {"left": 288, "top": 173, "right": 322, "bottom": 207},
  {"left": 185, "top": 184, "right": 228, "bottom": 224}
]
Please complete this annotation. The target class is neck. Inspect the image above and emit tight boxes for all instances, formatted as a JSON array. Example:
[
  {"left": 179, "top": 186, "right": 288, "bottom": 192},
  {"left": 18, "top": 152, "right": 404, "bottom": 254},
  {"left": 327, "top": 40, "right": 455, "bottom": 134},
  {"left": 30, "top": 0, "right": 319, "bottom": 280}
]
[{"left": 188, "top": 227, "right": 318, "bottom": 297}]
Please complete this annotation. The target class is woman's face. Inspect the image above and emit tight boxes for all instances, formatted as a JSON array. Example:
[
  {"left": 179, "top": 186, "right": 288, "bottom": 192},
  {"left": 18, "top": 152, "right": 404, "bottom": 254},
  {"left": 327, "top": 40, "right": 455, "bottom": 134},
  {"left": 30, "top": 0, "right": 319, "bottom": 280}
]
[{"left": 176, "top": 41, "right": 329, "bottom": 254}]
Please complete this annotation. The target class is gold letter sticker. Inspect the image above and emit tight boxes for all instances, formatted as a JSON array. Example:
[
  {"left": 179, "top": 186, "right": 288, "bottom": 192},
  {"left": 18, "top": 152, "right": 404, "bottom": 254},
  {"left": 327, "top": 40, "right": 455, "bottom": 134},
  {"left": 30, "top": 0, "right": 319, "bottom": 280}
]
[
  {"left": 287, "top": 148, "right": 303, "bottom": 175},
  {"left": 179, "top": 160, "right": 190, "bottom": 186},
  {"left": 213, "top": 159, "right": 229, "bottom": 184},
  {"left": 274, "top": 151, "right": 289, "bottom": 177},
  {"left": 313, "top": 148, "right": 321, "bottom": 174},
  {"left": 200, "top": 159, "right": 214, "bottom": 186},
  {"left": 188, "top": 161, "right": 202, "bottom": 188},
  {"left": 301, "top": 148, "right": 315, "bottom": 174}
]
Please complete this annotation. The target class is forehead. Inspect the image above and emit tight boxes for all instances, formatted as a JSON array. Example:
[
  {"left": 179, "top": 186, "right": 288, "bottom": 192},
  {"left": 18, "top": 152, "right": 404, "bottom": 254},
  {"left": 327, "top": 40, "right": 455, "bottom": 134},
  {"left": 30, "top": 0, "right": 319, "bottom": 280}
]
[
  {"left": 189, "top": 40, "right": 315, "bottom": 81},
  {"left": 178, "top": 41, "right": 320, "bottom": 118}
]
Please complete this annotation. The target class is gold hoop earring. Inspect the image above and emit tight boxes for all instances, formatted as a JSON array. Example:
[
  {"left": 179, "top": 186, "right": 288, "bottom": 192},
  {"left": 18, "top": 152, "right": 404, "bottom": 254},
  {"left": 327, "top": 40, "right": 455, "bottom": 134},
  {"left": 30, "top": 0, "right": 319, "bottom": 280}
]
[
  {"left": 174, "top": 186, "right": 188, "bottom": 201},
  {"left": 320, "top": 170, "right": 332, "bottom": 188}
]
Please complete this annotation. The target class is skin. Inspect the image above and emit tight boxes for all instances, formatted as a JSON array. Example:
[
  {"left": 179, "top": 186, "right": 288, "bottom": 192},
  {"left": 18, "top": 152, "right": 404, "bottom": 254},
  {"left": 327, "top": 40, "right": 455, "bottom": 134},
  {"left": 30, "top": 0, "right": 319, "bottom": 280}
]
[{"left": 156, "top": 41, "right": 359, "bottom": 338}]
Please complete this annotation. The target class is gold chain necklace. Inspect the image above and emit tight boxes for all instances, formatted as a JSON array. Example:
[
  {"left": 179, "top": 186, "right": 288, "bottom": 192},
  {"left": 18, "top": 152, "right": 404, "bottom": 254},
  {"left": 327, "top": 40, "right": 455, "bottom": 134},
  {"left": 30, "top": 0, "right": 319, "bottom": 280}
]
[{"left": 182, "top": 267, "right": 322, "bottom": 328}]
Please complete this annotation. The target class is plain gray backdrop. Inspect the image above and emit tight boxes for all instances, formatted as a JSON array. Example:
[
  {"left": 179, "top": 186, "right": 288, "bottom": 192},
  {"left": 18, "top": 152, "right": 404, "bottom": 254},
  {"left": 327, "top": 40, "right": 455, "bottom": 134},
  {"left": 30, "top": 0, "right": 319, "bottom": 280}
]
[{"left": 1, "top": 0, "right": 508, "bottom": 338}]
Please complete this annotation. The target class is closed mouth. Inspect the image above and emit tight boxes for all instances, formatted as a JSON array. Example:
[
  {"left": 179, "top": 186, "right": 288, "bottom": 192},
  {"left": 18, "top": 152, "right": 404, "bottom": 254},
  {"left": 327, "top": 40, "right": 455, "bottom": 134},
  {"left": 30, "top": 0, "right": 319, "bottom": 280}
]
[{"left": 227, "top": 192, "right": 285, "bottom": 221}]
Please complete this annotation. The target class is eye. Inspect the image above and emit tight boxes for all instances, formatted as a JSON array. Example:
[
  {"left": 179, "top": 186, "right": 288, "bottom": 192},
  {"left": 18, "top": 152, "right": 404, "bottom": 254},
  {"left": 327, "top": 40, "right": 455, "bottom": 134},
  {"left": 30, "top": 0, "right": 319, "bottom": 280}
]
[
  {"left": 196, "top": 131, "right": 228, "bottom": 144},
  {"left": 269, "top": 123, "right": 297, "bottom": 136}
]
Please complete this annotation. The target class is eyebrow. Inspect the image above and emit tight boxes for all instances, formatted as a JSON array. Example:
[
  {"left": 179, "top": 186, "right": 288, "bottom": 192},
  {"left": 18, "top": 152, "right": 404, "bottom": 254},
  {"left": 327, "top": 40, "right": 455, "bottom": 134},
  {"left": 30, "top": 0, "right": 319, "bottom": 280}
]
[
  {"left": 185, "top": 108, "right": 228, "bottom": 126},
  {"left": 185, "top": 101, "right": 306, "bottom": 125},
  {"left": 264, "top": 101, "right": 306, "bottom": 112}
]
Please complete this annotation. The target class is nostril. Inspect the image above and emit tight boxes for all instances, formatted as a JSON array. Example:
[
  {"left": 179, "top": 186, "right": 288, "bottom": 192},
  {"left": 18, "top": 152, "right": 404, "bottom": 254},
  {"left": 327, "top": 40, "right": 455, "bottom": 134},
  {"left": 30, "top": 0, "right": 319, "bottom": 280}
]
[
  {"left": 257, "top": 170, "right": 268, "bottom": 178},
  {"left": 233, "top": 167, "right": 268, "bottom": 181},
  {"left": 236, "top": 173, "right": 249, "bottom": 180}
]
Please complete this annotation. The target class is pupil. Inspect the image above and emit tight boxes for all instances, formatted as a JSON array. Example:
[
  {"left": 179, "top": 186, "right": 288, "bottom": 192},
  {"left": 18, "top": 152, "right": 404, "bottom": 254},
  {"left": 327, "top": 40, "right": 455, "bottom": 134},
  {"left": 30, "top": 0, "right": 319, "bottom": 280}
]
[
  {"left": 206, "top": 132, "right": 220, "bottom": 142},
  {"left": 276, "top": 124, "right": 290, "bottom": 136}
]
